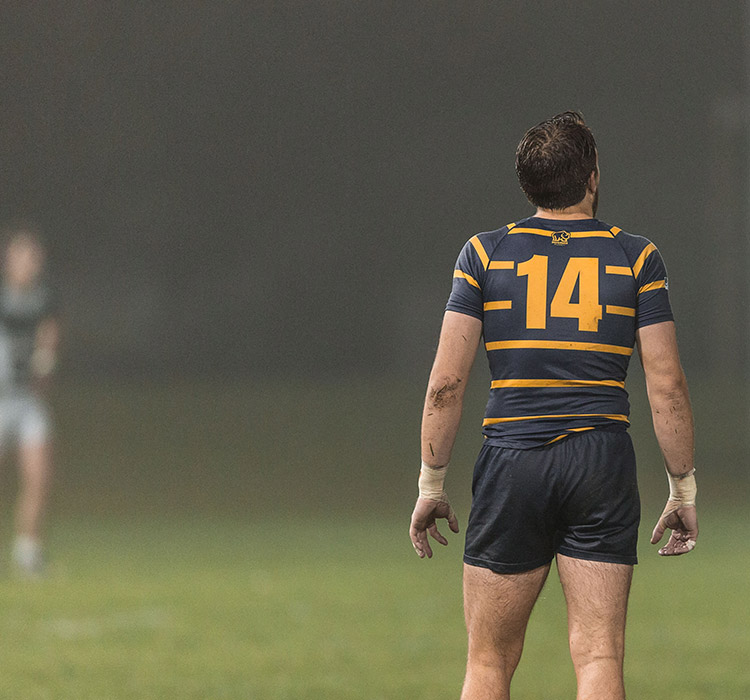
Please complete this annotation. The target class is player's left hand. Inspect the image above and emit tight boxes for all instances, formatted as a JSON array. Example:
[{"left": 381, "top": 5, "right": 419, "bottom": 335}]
[
  {"left": 650, "top": 501, "right": 698, "bottom": 556},
  {"left": 409, "top": 497, "right": 459, "bottom": 559}
]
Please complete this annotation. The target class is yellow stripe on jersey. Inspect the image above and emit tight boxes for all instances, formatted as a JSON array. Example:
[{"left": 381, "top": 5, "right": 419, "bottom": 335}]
[
  {"left": 544, "top": 426, "right": 596, "bottom": 445},
  {"left": 485, "top": 340, "right": 634, "bottom": 356},
  {"left": 484, "top": 301, "right": 512, "bottom": 311},
  {"left": 488, "top": 260, "right": 514, "bottom": 270},
  {"left": 544, "top": 433, "right": 569, "bottom": 445},
  {"left": 454, "top": 269, "right": 480, "bottom": 289},
  {"left": 605, "top": 265, "right": 632, "bottom": 276},
  {"left": 490, "top": 378, "right": 626, "bottom": 389},
  {"left": 606, "top": 305, "right": 636, "bottom": 317},
  {"left": 508, "top": 228, "right": 614, "bottom": 238},
  {"left": 638, "top": 280, "right": 666, "bottom": 295},
  {"left": 610, "top": 226, "right": 622, "bottom": 236},
  {"left": 632, "top": 243, "right": 657, "bottom": 278},
  {"left": 506, "top": 222, "right": 517, "bottom": 231},
  {"left": 469, "top": 235, "right": 490, "bottom": 270},
  {"left": 569, "top": 230, "right": 615, "bottom": 238},
  {"left": 482, "top": 413, "right": 629, "bottom": 426}
]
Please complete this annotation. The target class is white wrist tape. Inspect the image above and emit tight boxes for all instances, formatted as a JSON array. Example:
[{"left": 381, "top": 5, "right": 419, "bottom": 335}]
[
  {"left": 667, "top": 467, "right": 697, "bottom": 506},
  {"left": 418, "top": 461, "right": 449, "bottom": 502}
]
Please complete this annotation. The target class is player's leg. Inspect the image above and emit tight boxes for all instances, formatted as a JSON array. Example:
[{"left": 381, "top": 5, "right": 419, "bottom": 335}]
[
  {"left": 461, "top": 443, "right": 560, "bottom": 699},
  {"left": 553, "top": 430, "right": 639, "bottom": 699},
  {"left": 557, "top": 554, "right": 632, "bottom": 700},
  {"left": 14, "top": 439, "right": 52, "bottom": 575},
  {"left": 13, "top": 397, "right": 53, "bottom": 575},
  {"left": 16, "top": 440, "right": 52, "bottom": 539},
  {"left": 460, "top": 562, "right": 551, "bottom": 700}
]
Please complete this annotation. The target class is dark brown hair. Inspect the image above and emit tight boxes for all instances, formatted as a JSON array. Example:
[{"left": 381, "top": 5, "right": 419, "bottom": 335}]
[{"left": 515, "top": 111, "right": 597, "bottom": 210}]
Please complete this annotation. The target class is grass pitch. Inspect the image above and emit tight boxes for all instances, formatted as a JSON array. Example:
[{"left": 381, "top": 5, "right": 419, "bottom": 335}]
[
  {"left": 0, "top": 378, "right": 743, "bottom": 698},
  {"left": 0, "top": 511, "right": 746, "bottom": 699}
]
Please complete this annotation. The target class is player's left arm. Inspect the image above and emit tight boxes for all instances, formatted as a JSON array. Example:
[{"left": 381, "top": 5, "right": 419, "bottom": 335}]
[
  {"left": 637, "top": 320, "right": 698, "bottom": 556},
  {"left": 31, "top": 316, "right": 60, "bottom": 389},
  {"left": 409, "top": 310, "right": 482, "bottom": 559}
]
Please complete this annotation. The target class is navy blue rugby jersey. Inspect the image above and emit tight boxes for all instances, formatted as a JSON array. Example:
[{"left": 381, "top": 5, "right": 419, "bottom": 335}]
[{"left": 445, "top": 216, "right": 673, "bottom": 448}]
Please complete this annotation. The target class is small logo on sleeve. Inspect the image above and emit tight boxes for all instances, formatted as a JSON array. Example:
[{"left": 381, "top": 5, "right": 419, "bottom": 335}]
[{"left": 551, "top": 231, "right": 570, "bottom": 245}]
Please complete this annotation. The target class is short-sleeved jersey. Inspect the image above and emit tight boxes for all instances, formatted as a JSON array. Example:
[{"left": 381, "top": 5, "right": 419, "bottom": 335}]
[
  {"left": 446, "top": 216, "right": 673, "bottom": 448},
  {"left": 0, "top": 283, "right": 58, "bottom": 392}
]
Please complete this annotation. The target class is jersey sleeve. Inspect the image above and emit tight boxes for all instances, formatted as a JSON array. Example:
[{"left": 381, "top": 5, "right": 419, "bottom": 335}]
[
  {"left": 445, "top": 238, "right": 485, "bottom": 320},
  {"left": 635, "top": 244, "right": 673, "bottom": 328}
]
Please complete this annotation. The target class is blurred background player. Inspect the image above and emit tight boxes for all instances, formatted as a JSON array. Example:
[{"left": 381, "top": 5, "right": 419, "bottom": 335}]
[{"left": 0, "top": 224, "right": 59, "bottom": 577}]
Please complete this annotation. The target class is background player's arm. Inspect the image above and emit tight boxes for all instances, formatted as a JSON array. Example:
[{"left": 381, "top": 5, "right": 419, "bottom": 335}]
[
  {"left": 410, "top": 310, "right": 482, "bottom": 558},
  {"left": 32, "top": 317, "right": 60, "bottom": 387},
  {"left": 636, "top": 321, "right": 698, "bottom": 556}
]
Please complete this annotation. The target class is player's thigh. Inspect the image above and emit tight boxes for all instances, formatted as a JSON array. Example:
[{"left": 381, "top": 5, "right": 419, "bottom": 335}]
[
  {"left": 556, "top": 554, "right": 632, "bottom": 650},
  {"left": 463, "top": 562, "right": 551, "bottom": 651}
]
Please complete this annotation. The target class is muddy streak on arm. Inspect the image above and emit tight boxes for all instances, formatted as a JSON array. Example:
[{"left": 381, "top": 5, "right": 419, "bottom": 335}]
[{"left": 428, "top": 377, "right": 463, "bottom": 409}]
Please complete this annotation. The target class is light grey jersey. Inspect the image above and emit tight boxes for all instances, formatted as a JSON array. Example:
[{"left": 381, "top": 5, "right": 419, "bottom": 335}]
[{"left": 0, "top": 283, "right": 57, "bottom": 392}]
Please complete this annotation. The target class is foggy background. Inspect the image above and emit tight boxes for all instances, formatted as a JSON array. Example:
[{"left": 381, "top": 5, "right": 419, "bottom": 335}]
[
  {"left": 0, "top": 2, "right": 746, "bottom": 491},
  {"left": 0, "top": 6, "right": 745, "bottom": 696}
]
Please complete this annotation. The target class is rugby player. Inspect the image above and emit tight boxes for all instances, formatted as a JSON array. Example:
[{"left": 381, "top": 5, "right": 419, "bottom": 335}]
[
  {"left": 409, "top": 112, "right": 697, "bottom": 700},
  {"left": 0, "top": 225, "right": 60, "bottom": 577}
]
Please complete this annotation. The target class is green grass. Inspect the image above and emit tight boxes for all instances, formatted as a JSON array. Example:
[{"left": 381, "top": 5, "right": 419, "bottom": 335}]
[
  {"left": 0, "top": 511, "right": 746, "bottom": 699},
  {"left": 0, "top": 377, "right": 743, "bottom": 698}
]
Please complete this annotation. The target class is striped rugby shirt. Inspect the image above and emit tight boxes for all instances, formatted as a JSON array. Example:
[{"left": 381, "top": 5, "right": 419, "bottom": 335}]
[{"left": 446, "top": 216, "right": 673, "bottom": 448}]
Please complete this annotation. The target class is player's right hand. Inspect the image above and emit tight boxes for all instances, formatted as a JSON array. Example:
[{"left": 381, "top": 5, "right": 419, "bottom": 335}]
[
  {"left": 650, "top": 501, "right": 698, "bottom": 556},
  {"left": 409, "top": 497, "right": 459, "bottom": 559}
]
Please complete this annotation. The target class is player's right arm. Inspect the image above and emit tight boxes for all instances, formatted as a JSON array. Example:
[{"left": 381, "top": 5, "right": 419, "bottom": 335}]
[
  {"left": 421, "top": 310, "right": 482, "bottom": 468},
  {"left": 636, "top": 320, "right": 698, "bottom": 556},
  {"left": 410, "top": 233, "right": 487, "bottom": 559},
  {"left": 409, "top": 310, "right": 482, "bottom": 559}
]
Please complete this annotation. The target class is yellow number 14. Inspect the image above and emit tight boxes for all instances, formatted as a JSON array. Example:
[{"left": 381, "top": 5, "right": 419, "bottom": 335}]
[{"left": 516, "top": 255, "right": 602, "bottom": 332}]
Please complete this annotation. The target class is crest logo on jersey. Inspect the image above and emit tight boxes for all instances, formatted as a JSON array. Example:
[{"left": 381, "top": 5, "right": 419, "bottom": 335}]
[{"left": 551, "top": 230, "right": 570, "bottom": 245}]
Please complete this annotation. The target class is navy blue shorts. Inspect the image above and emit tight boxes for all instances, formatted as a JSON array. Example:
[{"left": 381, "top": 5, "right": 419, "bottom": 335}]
[{"left": 464, "top": 429, "right": 640, "bottom": 574}]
